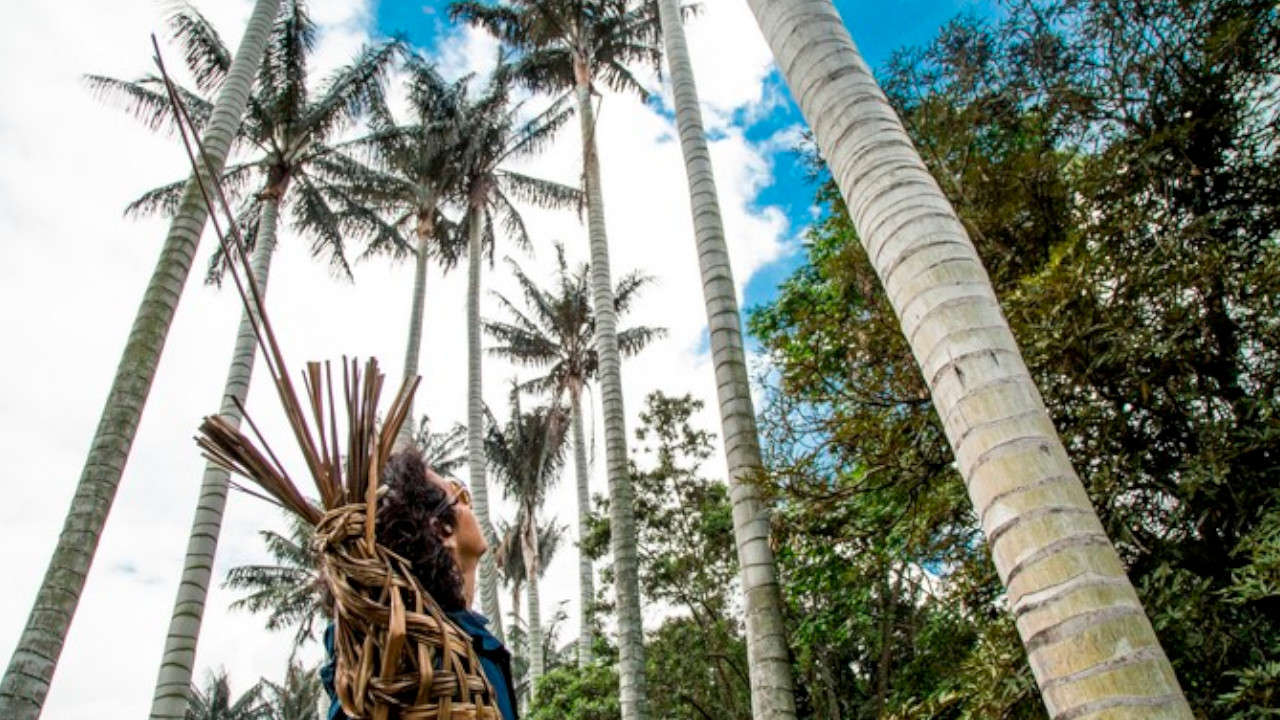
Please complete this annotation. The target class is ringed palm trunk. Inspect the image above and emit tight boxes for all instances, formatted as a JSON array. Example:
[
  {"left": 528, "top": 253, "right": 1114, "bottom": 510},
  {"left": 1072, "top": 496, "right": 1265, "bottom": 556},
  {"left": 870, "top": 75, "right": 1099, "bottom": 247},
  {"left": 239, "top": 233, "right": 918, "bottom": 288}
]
[
  {"left": 569, "top": 387, "right": 594, "bottom": 667},
  {"left": 746, "top": 2, "right": 1193, "bottom": 718},
  {"left": 573, "top": 58, "right": 646, "bottom": 720},
  {"left": 0, "top": 0, "right": 282, "bottom": 715},
  {"left": 466, "top": 205, "right": 504, "bottom": 639},
  {"left": 149, "top": 191, "right": 284, "bottom": 720},
  {"left": 521, "top": 515, "right": 544, "bottom": 698},
  {"left": 395, "top": 207, "right": 436, "bottom": 449},
  {"left": 656, "top": 2, "right": 797, "bottom": 718}
]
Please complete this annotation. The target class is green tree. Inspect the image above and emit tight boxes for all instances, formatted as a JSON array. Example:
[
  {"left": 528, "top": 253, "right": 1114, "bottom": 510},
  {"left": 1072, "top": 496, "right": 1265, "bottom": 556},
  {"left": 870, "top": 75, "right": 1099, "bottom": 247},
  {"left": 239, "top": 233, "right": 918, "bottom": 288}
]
[
  {"left": 0, "top": 1, "right": 283, "bottom": 716},
  {"left": 744, "top": 0, "right": 1197, "bottom": 716},
  {"left": 89, "top": 5, "right": 398, "bottom": 714},
  {"left": 260, "top": 661, "right": 323, "bottom": 720},
  {"left": 485, "top": 388, "right": 571, "bottom": 696},
  {"left": 484, "top": 243, "right": 663, "bottom": 665},
  {"left": 450, "top": 2, "right": 660, "bottom": 714}
]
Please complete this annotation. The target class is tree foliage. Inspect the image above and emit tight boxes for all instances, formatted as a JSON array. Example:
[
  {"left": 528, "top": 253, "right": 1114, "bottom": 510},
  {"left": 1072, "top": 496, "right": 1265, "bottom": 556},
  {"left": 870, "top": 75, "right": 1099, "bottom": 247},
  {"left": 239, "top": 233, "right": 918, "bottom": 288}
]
[{"left": 749, "top": 1, "right": 1280, "bottom": 717}]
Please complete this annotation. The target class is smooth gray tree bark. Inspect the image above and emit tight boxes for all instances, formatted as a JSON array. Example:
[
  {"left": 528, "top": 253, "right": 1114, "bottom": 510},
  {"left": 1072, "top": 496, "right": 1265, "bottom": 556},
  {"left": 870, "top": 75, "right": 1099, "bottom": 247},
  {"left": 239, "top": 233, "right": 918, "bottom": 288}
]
[
  {"left": 656, "top": 1, "right": 797, "bottom": 718},
  {"left": 570, "top": 388, "right": 594, "bottom": 667},
  {"left": 745, "top": 2, "right": 1193, "bottom": 718},
  {"left": 573, "top": 59, "right": 646, "bottom": 720},
  {"left": 0, "top": 0, "right": 282, "bottom": 715},
  {"left": 466, "top": 206, "right": 505, "bottom": 639},
  {"left": 396, "top": 208, "right": 436, "bottom": 449}
]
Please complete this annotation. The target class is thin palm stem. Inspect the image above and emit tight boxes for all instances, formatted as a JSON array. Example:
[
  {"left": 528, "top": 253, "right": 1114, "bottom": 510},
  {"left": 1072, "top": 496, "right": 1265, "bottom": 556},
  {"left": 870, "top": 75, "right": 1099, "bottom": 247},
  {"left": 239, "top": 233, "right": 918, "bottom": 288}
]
[{"left": 657, "top": 0, "right": 797, "bottom": 717}]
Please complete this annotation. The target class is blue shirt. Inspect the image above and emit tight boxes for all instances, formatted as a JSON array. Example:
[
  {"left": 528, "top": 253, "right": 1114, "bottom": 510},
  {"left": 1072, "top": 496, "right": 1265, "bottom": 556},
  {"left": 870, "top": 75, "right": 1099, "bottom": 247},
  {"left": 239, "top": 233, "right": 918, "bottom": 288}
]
[{"left": 322, "top": 611, "right": 518, "bottom": 720}]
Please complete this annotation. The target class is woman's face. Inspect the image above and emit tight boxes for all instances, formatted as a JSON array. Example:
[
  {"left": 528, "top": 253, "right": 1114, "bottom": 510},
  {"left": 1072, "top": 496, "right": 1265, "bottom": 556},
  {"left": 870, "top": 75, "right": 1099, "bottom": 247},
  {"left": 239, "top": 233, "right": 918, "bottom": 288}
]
[{"left": 425, "top": 467, "right": 487, "bottom": 563}]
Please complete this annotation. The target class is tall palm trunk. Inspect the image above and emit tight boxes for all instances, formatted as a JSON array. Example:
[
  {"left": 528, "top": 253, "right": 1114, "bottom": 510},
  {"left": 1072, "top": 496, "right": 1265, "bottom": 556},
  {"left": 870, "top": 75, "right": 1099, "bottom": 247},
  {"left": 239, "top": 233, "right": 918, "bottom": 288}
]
[
  {"left": 656, "top": 1, "right": 796, "bottom": 718},
  {"left": 521, "top": 515, "right": 544, "bottom": 697},
  {"left": 0, "top": 1, "right": 282, "bottom": 715},
  {"left": 396, "top": 208, "right": 436, "bottom": 449},
  {"left": 149, "top": 192, "right": 283, "bottom": 720},
  {"left": 573, "top": 58, "right": 646, "bottom": 720},
  {"left": 569, "top": 388, "right": 594, "bottom": 667},
  {"left": 745, "top": 2, "right": 1193, "bottom": 718},
  {"left": 466, "top": 205, "right": 504, "bottom": 639}
]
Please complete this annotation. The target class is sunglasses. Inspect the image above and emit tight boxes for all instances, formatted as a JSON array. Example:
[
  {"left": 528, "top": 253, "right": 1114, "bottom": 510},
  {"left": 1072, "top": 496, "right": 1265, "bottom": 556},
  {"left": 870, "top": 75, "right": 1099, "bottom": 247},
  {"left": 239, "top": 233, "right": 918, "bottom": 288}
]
[
  {"left": 445, "top": 477, "right": 473, "bottom": 508},
  {"left": 430, "top": 476, "right": 472, "bottom": 517}
]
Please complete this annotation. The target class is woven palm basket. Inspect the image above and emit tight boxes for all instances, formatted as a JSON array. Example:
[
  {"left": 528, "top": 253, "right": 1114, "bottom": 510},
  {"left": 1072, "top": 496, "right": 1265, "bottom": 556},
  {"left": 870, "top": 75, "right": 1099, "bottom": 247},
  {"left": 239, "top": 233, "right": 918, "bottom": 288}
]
[{"left": 200, "top": 356, "right": 503, "bottom": 720}]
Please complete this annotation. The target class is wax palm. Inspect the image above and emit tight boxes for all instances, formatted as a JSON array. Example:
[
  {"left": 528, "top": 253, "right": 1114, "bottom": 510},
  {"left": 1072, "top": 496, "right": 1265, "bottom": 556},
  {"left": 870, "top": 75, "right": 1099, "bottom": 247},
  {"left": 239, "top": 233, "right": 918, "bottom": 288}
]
[
  {"left": 485, "top": 390, "right": 571, "bottom": 697},
  {"left": 449, "top": 59, "right": 580, "bottom": 641},
  {"left": 495, "top": 514, "right": 567, "bottom": 625},
  {"left": 0, "top": 3, "right": 283, "bottom": 716},
  {"left": 224, "top": 514, "right": 324, "bottom": 649},
  {"left": 88, "top": 5, "right": 398, "bottom": 716},
  {"left": 642, "top": 0, "right": 799, "bottom": 715},
  {"left": 413, "top": 419, "right": 470, "bottom": 477},
  {"left": 185, "top": 671, "right": 266, "bottom": 720},
  {"left": 259, "top": 660, "right": 323, "bottom": 720},
  {"left": 322, "top": 57, "right": 473, "bottom": 445},
  {"left": 485, "top": 243, "right": 662, "bottom": 665},
  {"left": 450, "top": 4, "right": 659, "bottom": 714}
]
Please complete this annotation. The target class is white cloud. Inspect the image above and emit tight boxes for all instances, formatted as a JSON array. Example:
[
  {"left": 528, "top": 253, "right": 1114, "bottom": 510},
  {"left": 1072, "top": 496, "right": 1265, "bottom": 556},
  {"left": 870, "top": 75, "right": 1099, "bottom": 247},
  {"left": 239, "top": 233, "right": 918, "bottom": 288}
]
[{"left": 0, "top": 0, "right": 793, "bottom": 717}]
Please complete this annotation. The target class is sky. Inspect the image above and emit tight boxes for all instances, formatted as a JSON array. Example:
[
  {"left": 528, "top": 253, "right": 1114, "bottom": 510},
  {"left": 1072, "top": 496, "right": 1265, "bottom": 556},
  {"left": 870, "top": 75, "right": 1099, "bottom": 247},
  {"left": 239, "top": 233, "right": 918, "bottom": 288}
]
[{"left": 0, "top": 0, "right": 993, "bottom": 715}]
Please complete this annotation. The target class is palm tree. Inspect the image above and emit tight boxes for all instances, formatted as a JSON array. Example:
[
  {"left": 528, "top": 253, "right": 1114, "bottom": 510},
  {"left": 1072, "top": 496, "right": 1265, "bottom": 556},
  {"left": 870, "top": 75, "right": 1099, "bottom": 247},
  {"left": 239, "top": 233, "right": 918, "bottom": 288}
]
[
  {"left": 259, "top": 660, "right": 323, "bottom": 720},
  {"left": 87, "top": 5, "right": 399, "bottom": 716},
  {"left": 744, "top": 1, "right": 1193, "bottom": 718},
  {"left": 485, "top": 389, "right": 571, "bottom": 698},
  {"left": 484, "top": 244, "right": 663, "bottom": 666},
  {"left": 450, "top": 60, "right": 580, "bottom": 639},
  {"left": 224, "top": 514, "right": 324, "bottom": 649},
  {"left": 495, "top": 515, "right": 567, "bottom": 626},
  {"left": 322, "top": 58, "right": 472, "bottom": 448},
  {"left": 0, "top": 1, "right": 283, "bottom": 716},
  {"left": 450, "top": 3, "right": 659, "bottom": 714},
  {"left": 650, "top": 1, "right": 797, "bottom": 717},
  {"left": 413, "top": 419, "right": 470, "bottom": 477},
  {"left": 186, "top": 671, "right": 267, "bottom": 720},
  {"left": 186, "top": 672, "right": 265, "bottom": 720}
]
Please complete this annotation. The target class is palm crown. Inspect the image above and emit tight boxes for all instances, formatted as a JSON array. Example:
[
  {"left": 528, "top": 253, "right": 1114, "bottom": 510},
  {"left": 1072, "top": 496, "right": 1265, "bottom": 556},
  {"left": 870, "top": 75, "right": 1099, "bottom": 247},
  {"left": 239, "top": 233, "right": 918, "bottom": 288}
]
[
  {"left": 486, "top": 242, "right": 665, "bottom": 400},
  {"left": 88, "top": 0, "right": 401, "bottom": 279}
]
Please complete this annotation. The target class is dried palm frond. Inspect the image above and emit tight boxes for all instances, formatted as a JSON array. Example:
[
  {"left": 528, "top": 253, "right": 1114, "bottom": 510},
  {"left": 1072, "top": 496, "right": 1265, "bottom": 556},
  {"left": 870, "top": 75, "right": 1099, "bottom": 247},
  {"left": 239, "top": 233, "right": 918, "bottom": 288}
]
[{"left": 151, "top": 37, "right": 499, "bottom": 720}]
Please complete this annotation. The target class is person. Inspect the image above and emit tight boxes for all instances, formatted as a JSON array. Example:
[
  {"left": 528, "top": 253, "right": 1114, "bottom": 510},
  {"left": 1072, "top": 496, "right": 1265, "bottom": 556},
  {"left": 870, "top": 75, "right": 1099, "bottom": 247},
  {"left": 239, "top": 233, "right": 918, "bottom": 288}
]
[{"left": 320, "top": 450, "right": 518, "bottom": 720}]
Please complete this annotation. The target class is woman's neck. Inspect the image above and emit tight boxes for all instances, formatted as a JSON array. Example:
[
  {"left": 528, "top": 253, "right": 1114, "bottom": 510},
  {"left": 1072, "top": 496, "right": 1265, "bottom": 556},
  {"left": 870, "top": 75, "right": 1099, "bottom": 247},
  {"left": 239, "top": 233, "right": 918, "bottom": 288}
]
[{"left": 457, "top": 555, "right": 479, "bottom": 610}]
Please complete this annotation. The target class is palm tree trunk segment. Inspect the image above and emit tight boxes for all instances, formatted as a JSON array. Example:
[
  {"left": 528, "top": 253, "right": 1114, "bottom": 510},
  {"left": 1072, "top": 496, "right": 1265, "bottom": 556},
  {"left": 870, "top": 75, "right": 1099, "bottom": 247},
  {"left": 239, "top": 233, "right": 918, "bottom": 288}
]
[
  {"left": 744, "top": 2, "right": 1192, "bottom": 718},
  {"left": 570, "top": 390, "right": 594, "bottom": 667},
  {"left": 656, "top": 2, "right": 797, "bottom": 718},
  {"left": 467, "top": 207, "right": 505, "bottom": 640},
  {"left": 522, "top": 520, "right": 544, "bottom": 698},
  {"left": 396, "top": 215, "right": 434, "bottom": 449},
  {"left": 149, "top": 195, "right": 282, "bottom": 720},
  {"left": 574, "top": 71, "right": 647, "bottom": 720},
  {"left": 0, "top": 1, "right": 282, "bottom": 715}
]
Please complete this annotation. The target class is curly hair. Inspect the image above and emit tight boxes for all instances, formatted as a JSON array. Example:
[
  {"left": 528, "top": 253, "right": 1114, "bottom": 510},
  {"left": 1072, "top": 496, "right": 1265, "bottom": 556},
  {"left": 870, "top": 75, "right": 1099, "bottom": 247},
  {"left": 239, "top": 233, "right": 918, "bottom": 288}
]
[{"left": 375, "top": 450, "right": 468, "bottom": 612}]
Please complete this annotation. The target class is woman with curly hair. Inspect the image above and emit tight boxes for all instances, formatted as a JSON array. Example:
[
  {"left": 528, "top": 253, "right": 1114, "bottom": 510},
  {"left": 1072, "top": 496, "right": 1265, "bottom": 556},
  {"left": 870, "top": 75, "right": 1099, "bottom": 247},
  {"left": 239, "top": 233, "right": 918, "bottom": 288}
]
[{"left": 320, "top": 450, "right": 518, "bottom": 720}]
